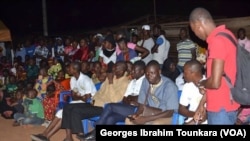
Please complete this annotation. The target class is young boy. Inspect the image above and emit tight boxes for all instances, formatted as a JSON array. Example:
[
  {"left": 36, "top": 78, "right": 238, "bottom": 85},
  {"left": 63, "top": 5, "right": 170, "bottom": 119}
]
[{"left": 13, "top": 89, "right": 44, "bottom": 126}]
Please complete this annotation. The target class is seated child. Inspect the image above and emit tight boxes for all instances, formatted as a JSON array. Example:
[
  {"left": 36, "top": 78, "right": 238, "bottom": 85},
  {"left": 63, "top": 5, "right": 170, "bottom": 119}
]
[
  {"left": 6, "top": 75, "right": 18, "bottom": 95},
  {"left": 34, "top": 67, "right": 53, "bottom": 101},
  {"left": 8, "top": 89, "right": 24, "bottom": 114},
  {"left": 13, "top": 89, "right": 44, "bottom": 126},
  {"left": 0, "top": 90, "right": 20, "bottom": 119},
  {"left": 42, "top": 83, "right": 61, "bottom": 122}
]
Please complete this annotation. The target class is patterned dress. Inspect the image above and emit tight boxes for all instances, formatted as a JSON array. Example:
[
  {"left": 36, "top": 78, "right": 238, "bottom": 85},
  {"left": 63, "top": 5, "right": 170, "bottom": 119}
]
[{"left": 42, "top": 81, "right": 65, "bottom": 121}]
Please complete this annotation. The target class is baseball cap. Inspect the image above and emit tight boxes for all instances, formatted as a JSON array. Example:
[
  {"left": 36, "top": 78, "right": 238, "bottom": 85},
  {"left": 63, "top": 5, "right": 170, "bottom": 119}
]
[{"left": 142, "top": 25, "right": 150, "bottom": 30}]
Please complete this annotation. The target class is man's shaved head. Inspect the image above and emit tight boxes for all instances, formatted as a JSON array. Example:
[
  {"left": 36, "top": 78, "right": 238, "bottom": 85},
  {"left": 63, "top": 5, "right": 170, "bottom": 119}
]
[{"left": 189, "top": 7, "right": 212, "bottom": 23}]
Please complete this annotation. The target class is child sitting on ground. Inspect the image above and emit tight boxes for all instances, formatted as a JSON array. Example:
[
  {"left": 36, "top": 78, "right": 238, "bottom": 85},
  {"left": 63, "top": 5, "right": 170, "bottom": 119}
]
[
  {"left": 8, "top": 89, "right": 24, "bottom": 114},
  {"left": 13, "top": 89, "right": 44, "bottom": 127}
]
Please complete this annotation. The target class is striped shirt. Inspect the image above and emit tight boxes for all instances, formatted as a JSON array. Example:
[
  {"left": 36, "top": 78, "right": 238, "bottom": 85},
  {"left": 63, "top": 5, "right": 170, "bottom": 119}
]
[{"left": 176, "top": 39, "right": 196, "bottom": 67}]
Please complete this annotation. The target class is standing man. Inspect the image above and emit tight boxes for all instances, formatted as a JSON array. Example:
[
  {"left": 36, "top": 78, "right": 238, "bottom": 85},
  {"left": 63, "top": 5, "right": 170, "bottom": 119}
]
[
  {"left": 189, "top": 7, "right": 240, "bottom": 124},
  {"left": 176, "top": 27, "right": 197, "bottom": 72},
  {"left": 34, "top": 38, "right": 49, "bottom": 66},
  {"left": 151, "top": 24, "right": 170, "bottom": 68},
  {"left": 137, "top": 25, "right": 155, "bottom": 65},
  {"left": 237, "top": 28, "right": 250, "bottom": 52}
]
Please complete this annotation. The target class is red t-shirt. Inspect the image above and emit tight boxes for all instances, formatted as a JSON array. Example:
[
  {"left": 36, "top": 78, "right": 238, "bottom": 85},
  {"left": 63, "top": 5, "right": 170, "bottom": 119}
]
[{"left": 206, "top": 25, "right": 240, "bottom": 112}]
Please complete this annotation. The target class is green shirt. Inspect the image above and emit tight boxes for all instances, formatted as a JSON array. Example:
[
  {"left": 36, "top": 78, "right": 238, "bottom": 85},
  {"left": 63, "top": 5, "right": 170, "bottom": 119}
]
[{"left": 25, "top": 98, "right": 44, "bottom": 119}]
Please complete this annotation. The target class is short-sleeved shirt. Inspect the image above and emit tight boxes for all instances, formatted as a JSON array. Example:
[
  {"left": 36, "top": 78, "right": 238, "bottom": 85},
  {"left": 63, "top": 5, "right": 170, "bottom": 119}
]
[
  {"left": 179, "top": 76, "right": 207, "bottom": 123},
  {"left": 137, "top": 38, "right": 155, "bottom": 64},
  {"left": 70, "top": 72, "right": 96, "bottom": 103},
  {"left": 138, "top": 75, "right": 178, "bottom": 112},
  {"left": 152, "top": 35, "right": 170, "bottom": 65},
  {"left": 28, "top": 98, "right": 44, "bottom": 119},
  {"left": 176, "top": 39, "right": 196, "bottom": 67},
  {"left": 206, "top": 25, "right": 240, "bottom": 112}
]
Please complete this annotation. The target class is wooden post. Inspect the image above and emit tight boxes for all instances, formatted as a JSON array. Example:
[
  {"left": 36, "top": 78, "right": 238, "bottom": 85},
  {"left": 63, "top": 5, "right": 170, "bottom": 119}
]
[
  {"left": 153, "top": 0, "right": 157, "bottom": 24},
  {"left": 42, "top": 0, "right": 48, "bottom": 36}
]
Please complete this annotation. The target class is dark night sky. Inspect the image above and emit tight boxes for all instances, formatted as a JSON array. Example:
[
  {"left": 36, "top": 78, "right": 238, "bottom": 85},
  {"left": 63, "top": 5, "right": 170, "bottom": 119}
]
[{"left": 0, "top": 0, "right": 250, "bottom": 37}]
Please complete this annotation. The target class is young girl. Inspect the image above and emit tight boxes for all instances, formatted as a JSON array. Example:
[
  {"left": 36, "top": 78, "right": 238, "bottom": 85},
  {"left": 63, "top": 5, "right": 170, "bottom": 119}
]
[{"left": 42, "top": 83, "right": 60, "bottom": 124}]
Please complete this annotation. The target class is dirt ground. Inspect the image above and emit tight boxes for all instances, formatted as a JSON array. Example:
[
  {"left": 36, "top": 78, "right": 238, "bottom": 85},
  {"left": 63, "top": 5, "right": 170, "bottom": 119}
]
[{"left": 0, "top": 116, "right": 80, "bottom": 141}]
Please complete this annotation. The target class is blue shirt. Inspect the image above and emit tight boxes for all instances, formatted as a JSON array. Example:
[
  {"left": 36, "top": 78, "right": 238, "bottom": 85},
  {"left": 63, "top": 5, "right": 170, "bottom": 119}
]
[
  {"left": 116, "top": 48, "right": 137, "bottom": 62},
  {"left": 138, "top": 75, "right": 179, "bottom": 112},
  {"left": 25, "top": 45, "right": 36, "bottom": 57}
]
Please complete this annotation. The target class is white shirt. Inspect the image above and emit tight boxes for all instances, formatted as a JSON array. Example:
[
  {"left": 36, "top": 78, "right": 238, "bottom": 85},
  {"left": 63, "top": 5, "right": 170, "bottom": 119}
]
[
  {"left": 123, "top": 75, "right": 145, "bottom": 97},
  {"left": 175, "top": 73, "right": 184, "bottom": 91},
  {"left": 55, "top": 73, "right": 96, "bottom": 118},
  {"left": 152, "top": 35, "right": 170, "bottom": 64},
  {"left": 70, "top": 72, "right": 96, "bottom": 103},
  {"left": 179, "top": 75, "right": 207, "bottom": 124},
  {"left": 137, "top": 38, "right": 155, "bottom": 64}
]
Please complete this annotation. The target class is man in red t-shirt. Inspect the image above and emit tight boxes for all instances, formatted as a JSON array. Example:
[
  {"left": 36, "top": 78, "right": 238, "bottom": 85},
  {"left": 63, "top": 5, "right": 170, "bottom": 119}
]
[{"left": 189, "top": 7, "right": 240, "bottom": 125}]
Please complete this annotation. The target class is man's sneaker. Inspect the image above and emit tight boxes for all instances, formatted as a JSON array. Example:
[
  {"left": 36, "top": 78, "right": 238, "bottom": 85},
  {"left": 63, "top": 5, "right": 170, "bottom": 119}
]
[{"left": 41, "top": 120, "right": 51, "bottom": 128}]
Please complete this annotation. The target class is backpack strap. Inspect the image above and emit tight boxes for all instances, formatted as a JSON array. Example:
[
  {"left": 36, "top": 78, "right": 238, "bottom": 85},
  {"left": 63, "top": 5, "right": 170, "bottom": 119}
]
[
  {"left": 216, "top": 32, "right": 237, "bottom": 87},
  {"left": 216, "top": 32, "right": 238, "bottom": 103},
  {"left": 216, "top": 32, "right": 238, "bottom": 86},
  {"left": 216, "top": 32, "right": 238, "bottom": 48}
]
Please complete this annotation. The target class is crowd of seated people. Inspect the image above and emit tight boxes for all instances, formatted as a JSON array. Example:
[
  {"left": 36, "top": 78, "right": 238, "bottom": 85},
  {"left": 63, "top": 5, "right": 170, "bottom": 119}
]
[{"left": 0, "top": 23, "right": 249, "bottom": 141}]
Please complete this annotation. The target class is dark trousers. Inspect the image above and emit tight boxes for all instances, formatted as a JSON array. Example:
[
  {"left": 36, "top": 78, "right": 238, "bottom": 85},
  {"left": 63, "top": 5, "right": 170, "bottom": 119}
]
[
  {"left": 61, "top": 103, "right": 103, "bottom": 133},
  {"left": 96, "top": 103, "right": 137, "bottom": 125}
]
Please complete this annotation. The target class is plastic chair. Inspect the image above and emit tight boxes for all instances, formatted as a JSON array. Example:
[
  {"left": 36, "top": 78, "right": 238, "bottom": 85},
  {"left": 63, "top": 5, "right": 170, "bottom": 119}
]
[
  {"left": 57, "top": 90, "right": 72, "bottom": 110},
  {"left": 81, "top": 97, "right": 99, "bottom": 135},
  {"left": 82, "top": 116, "right": 100, "bottom": 135},
  {"left": 171, "top": 90, "right": 185, "bottom": 125}
]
